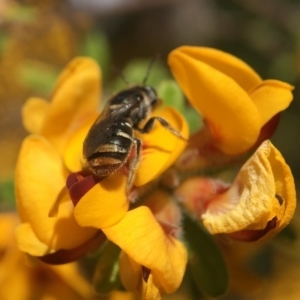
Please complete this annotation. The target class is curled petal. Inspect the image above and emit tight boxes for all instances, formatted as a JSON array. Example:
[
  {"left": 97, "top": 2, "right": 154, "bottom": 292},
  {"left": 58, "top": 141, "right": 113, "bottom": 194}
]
[
  {"left": 249, "top": 80, "right": 294, "bottom": 126},
  {"left": 168, "top": 49, "right": 260, "bottom": 155},
  {"left": 169, "top": 46, "right": 262, "bottom": 91},
  {"left": 103, "top": 206, "right": 187, "bottom": 293},
  {"left": 22, "top": 97, "right": 50, "bottom": 134},
  {"left": 202, "top": 140, "right": 296, "bottom": 240},
  {"left": 267, "top": 142, "right": 296, "bottom": 235},
  {"left": 40, "top": 57, "right": 101, "bottom": 153},
  {"left": 73, "top": 173, "right": 129, "bottom": 229},
  {"left": 134, "top": 107, "right": 189, "bottom": 186},
  {"left": 15, "top": 135, "right": 97, "bottom": 250}
]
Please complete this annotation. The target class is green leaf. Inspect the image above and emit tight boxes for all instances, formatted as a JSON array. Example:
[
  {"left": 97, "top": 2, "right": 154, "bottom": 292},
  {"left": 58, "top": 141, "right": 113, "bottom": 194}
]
[
  {"left": 4, "top": 5, "right": 36, "bottom": 23},
  {"left": 19, "top": 61, "right": 59, "bottom": 94},
  {"left": 93, "top": 241, "right": 121, "bottom": 294},
  {"left": 109, "top": 58, "right": 170, "bottom": 93},
  {"left": 0, "top": 180, "right": 15, "bottom": 211},
  {"left": 0, "top": 33, "right": 8, "bottom": 56},
  {"left": 183, "top": 215, "right": 228, "bottom": 297},
  {"left": 183, "top": 106, "right": 203, "bottom": 134},
  {"left": 80, "top": 31, "right": 111, "bottom": 82},
  {"left": 157, "top": 80, "right": 185, "bottom": 111},
  {"left": 276, "top": 224, "right": 297, "bottom": 242}
]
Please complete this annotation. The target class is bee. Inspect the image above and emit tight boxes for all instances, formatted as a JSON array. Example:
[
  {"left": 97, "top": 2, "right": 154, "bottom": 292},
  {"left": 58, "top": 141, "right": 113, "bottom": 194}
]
[{"left": 83, "top": 85, "right": 186, "bottom": 189}]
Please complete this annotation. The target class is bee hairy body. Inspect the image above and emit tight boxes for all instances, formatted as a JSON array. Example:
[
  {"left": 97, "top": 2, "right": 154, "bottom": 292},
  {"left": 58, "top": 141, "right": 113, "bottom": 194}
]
[
  {"left": 83, "top": 85, "right": 186, "bottom": 189},
  {"left": 87, "top": 120, "right": 134, "bottom": 178}
]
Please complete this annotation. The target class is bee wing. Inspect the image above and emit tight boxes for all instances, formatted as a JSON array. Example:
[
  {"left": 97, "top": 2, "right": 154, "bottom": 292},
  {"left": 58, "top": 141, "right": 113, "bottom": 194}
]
[
  {"left": 83, "top": 98, "right": 137, "bottom": 159},
  {"left": 83, "top": 114, "right": 117, "bottom": 159}
]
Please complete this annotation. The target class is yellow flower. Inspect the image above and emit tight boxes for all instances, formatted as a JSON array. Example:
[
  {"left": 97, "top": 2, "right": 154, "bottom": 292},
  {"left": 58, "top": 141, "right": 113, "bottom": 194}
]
[
  {"left": 0, "top": 213, "right": 94, "bottom": 300},
  {"left": 176, "top": 140, "right": 296, "bottom": 241},
  {"left": 15, "top": 56, "right": 189, "bottom": 298},
  {"left": 16, "top": 58, "right": 102, "bottom": 257},
  {"left": 106, "top": 191, "right": 187, "bottom": 299},
  {"left": 168, "top": 46, "right": 294, "bottom": 155}
]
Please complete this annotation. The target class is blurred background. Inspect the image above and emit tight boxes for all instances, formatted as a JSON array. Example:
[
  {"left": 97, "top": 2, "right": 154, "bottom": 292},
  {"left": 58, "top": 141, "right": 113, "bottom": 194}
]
[{"left": 0, "top": 0, "right": 299, "bottom": 299}]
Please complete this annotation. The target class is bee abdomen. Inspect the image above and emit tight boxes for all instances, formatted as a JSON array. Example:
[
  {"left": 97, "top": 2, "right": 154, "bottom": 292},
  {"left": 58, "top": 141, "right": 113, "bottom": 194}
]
[{"left": 87, "top": 139, "right": 131, "bottom": 177}]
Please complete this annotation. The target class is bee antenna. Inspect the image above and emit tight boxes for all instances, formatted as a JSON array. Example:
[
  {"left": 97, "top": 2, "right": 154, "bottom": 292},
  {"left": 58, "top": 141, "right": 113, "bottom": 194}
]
[
  {"left": 142, "top": 53, "right": 160, "bottom": 85},
  {"left": 112, "top": 65, "right": 129, "bottom": 85}
]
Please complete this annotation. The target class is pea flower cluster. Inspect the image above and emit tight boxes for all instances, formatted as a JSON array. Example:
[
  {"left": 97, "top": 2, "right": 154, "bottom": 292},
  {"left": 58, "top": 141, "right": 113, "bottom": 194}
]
[{"left": 15, "top": 46, "right": 296, "bottom": 299}]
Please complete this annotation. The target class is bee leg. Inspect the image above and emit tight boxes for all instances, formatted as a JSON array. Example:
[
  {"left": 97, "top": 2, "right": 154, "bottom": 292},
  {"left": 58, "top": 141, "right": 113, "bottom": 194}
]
[
  {"left": 127, "top": 137, "right": 142, "bottom": 190},
  {"left": 135, "top": 117, "right": 187, "bottom": 141}
]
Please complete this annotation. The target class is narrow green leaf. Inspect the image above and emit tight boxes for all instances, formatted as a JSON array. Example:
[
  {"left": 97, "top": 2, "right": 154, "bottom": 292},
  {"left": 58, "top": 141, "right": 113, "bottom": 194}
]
[
  {"left": 93, "top": 241, "right": 121, "bottom": 294},
  {"left": 157, "top": 80, "right": 185, "bottom": 111},
  {"left": 183, "top": 215, "right": 228, "bottom": 297}
]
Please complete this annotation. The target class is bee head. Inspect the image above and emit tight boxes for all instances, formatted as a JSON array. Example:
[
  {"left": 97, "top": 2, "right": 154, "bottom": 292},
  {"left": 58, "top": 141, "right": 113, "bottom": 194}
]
[{"left": 143, "top": 86, "right": 159, "bottom": 109}]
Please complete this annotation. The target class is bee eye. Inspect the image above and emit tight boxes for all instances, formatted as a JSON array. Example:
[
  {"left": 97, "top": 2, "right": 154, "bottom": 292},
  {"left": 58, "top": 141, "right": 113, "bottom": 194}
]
[{"left": 135, "top": 93, "right": 143, "bottom": 101}]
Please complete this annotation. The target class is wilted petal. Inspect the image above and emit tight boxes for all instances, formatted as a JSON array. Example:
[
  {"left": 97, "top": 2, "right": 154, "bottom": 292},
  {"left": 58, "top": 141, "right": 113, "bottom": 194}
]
[
  {"left": 249, "top": 80, "right": 294, "bottom": 126},
  {"left": 202, "top": 140, "right": 296, "bottom": 239},
  {"left": 15, "top": 135, "right": 97, "bottom": 250},
  {"left": 40, "top": 57, "right": 101, "bottom": 153},
  {"left": 22, "top": 97, "right": 50, "bottom": 134},
  {"left": 103, "top": 206, "right": 187, "bottom": 293},
  {"left": 134, "top": 107, "right": 189, "bottom": 186},
  {"left": 168, "top": 49, "right": 260, "bottom": 155},
  {"left": 170, "top": 46, "right": 262, "bottom": 91},
  {"left": 74, "top": 173, "right": 129, "bottom": 229}
]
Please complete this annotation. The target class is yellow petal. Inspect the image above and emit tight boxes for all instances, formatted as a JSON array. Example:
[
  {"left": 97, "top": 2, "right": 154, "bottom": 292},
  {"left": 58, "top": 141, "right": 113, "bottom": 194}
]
[
  {"left": 249, "top": 79, "right": 294, "bottom": 126},
  {"left": 168, "top": 49, "right": 261, "bottom": 155},
  {"left": 119, "top": 252, "right": 164, "bottom": 299},
  {"left": 142, "top": 273, "right": 163, "bottom": 300},
  {"left": 22, "top": 97, "right": 50, "bottom": 134},
  {"left": 49, "top": 263, "right": 95, "bottom": 299},
  {"left": 41, "top": 57, "right": 101, "bottom": 153},
  {"left": 0, "top": 213, "right": 19, "bottom": 248},
  {"left": 110, "top": 290, "right": 138, "bottom": 300},
  {"left": 63, "top": 114, "right": 98, "bottom": 172},
  {"left": 15, "top": 223, "right": 52, "bottom": 256},
  {"left": 119, "top": 251, "right": 141, "bottom": 292},
  {"left": 74, "top": 173, "right": 129, "bottom": 229},
  {"left": 103, "top": 206, "right": 187, "bottom": 293},
  {"left": 169, "top": 46, "right": 262, "bottom": 91},
  {"left": 15, "top": 135, "right": 97, "bottom": 250},
  {"left": 202, "top": 140, "right": 296, "bottom": 237},
  {"left": 144, "top": 190, "right": 182, "bottom": 237},
  {"left": 134, "top": 107, "right": 189, "bottom": 186}
]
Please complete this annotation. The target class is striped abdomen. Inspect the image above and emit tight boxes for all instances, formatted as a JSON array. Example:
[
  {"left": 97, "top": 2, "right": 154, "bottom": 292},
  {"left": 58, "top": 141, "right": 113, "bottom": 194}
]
[{"left": 87, "top": 121, "right": 133, "bottom": 178}]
